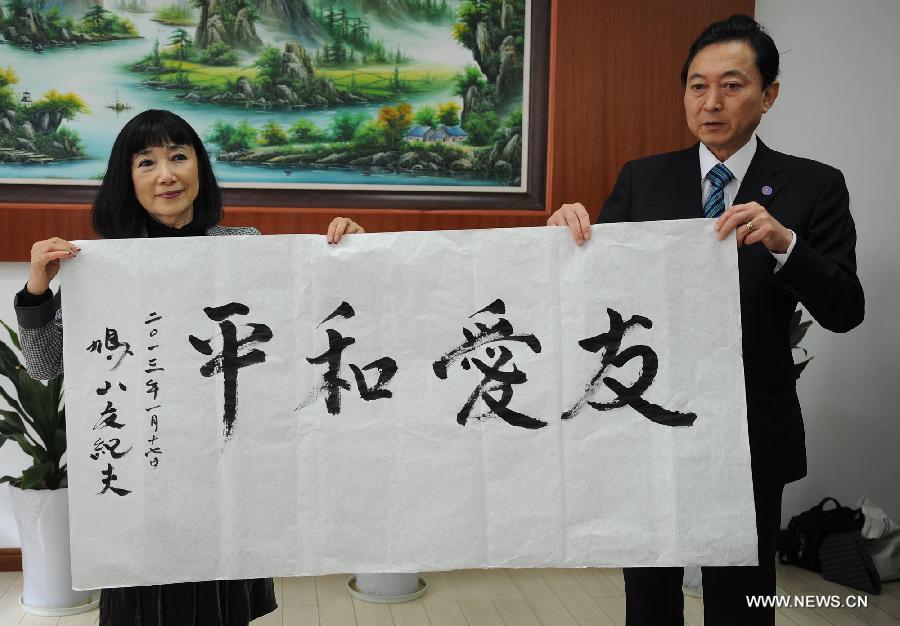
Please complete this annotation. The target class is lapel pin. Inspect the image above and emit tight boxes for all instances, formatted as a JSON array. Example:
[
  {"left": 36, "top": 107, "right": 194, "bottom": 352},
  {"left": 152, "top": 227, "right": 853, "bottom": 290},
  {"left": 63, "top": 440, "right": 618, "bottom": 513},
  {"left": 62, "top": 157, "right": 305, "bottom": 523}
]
[{"left": 761, "top": 185, "right": 773, "bottom": 196}]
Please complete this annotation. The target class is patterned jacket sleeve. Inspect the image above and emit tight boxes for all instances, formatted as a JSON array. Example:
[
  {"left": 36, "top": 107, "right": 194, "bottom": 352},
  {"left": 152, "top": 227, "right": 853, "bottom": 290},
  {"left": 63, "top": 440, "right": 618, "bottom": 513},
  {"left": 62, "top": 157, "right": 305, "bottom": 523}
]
[{"left": 14, "top": 289, "right": 64, "bottom": 381}]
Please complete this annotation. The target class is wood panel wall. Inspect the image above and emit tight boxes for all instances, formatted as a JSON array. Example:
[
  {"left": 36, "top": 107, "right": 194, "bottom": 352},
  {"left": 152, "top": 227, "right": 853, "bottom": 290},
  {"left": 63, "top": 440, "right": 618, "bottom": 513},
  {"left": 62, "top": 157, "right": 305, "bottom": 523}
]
[
  {"left": 0, "top": 548, "right": 22, "bottom": 572},
  {"left": 0, "top": 0, "right": 752, "bottom": 262}
]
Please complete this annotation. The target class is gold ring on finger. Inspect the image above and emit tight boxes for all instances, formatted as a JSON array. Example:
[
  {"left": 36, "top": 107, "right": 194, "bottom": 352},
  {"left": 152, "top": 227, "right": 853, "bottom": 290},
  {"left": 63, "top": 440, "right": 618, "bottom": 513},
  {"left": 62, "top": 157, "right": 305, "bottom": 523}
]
[{"left": 746, "top": 221, "right": 755, "bottom": 232}]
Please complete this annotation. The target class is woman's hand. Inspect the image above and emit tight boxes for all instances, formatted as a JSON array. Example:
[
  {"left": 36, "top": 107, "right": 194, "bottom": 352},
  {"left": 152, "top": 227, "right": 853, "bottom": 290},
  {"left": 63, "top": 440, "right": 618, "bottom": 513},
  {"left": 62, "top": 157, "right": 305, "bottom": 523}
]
[
  {"left": 548, "top": 202, "right": 592, "bottom": 246},
  {"left": 27, "top": 238, "right": 80, "bottom": 295},
  {"left": 326, "top": 217, "right": 365, "bottom": 244}
]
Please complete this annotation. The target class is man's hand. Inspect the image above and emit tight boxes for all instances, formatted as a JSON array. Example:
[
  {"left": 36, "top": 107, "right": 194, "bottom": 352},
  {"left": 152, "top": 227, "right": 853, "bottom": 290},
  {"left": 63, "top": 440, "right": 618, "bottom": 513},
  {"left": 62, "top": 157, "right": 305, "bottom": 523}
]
[
  {"left": 548, "top": 202, "right": 592, "bottom": 245},
  {"left": 714, "top": 201, "right": 792, "bottom": 253},
  {"left": 326, "top": 217, "right": 365, "bottom": 244}
]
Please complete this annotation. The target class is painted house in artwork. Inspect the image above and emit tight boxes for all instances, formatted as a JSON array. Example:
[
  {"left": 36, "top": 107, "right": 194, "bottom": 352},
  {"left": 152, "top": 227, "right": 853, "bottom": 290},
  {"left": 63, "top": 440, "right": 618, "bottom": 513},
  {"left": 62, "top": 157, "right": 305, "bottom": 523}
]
[
  {"left": 407, "top": 126, "right": 431, "bottom": 142},
  {"left": 406, "top": 125, "right": 468, "bottom": 144},
  {"left": 434, "top": 125, "right": 468, "bottom": 143}
]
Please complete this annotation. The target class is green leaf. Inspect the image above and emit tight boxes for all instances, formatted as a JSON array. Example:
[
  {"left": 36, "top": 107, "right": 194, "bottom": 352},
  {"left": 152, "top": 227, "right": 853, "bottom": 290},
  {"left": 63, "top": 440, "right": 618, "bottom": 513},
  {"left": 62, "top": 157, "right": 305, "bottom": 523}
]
[
  {"left": 20, "top": 462, "right": 52, "bottom": 489},
  {"left": 47, "top": 374, "right": 64, "bottom": 413},
  {"left": 0, "top": 323, "right": 67, "bottom": 491},
  {"left": 0, "top": 385, "right": 23, "bottom": 413},
  {"left": 0, "top": 408, "right": 26, "bottom": 430},
  {"left": 13, "top": 433, "right": 47, "bottom": 464},
  {"left": 0, "top": 386, "right": 40, "bottom": 439},
  {"left": 16, "top": 368, "right": 58, "bottom": 445},
  {"left": 790, "top": 308, "right": 801, "bottom": 329},
  {"left": 48, "top": 427, "right": 67, "bottom": 465},
  {"left": 0, "top": 417, "right": 26, "bottom": 437},
  {"left": 47, "top": 468, "right": 65, "bottom": 490},
  {"left": 789, "top": 305, "right": 815, "bottom": 349},
  {"left": 0, "top": 339, "right": 22, "bottom": 385},
  {"left": 793, "top": 356, "right": 813, "bottom": 380},
  {"left": 791, "top": 320, "right": 813, "bottom": 348},
  {"left": 0, "top": 320, "right": 21, "bottom": 352},
  {"left": 0, "top": 383, "right": 26, "bottom": 421}
]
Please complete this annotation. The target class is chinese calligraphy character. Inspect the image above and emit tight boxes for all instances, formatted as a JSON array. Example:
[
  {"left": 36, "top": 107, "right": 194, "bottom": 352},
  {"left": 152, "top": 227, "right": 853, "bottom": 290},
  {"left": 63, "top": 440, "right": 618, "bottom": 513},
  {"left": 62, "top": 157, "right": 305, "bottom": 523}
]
[
  {"left": 85, "top": 328, "right": 134, "bottom": 370},
  {"left": 93, "top": 400, "right": 126, "bottom": 430},
  {"left": 98, "top": 463, "right": 131, "bottom": 496},
  {"left": 433, "top": 299, "right": 545, "bottom": 429},
  {"left": 96, "top": 381, "right": 127, "bottom": 396},
  {"left": 144, "top": 312, "right": 164, "bottom": 468},
  {"left": 145, "top": 379, "right": 160, "bottom": 401},
  {"left": 189, "top": 303, "right": 273, "bottom": 438},
  {"left": 296, "top": 302, "right": 398, "bottom": 415},
  {"left": 562, "top": 308, "right": 696, "bottom": 426},
  {"left": 90, "top": 437, "right": 132, "bottom": 460}
]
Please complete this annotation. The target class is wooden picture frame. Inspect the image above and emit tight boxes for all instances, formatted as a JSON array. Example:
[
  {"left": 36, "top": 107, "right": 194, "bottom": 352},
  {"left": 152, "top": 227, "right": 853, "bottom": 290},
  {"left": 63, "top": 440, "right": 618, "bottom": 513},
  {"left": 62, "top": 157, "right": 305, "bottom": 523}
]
[{"left": 0, "top": 0, "right": 550, "bottom": 212}]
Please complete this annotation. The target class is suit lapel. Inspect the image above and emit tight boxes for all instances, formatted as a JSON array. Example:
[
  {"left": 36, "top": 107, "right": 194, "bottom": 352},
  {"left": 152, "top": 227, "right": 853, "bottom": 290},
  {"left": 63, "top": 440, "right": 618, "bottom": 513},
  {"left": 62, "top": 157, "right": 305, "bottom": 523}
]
[
  {"left": 664, "top": 146, "right": 703, "bottom": 219},
  {"left": 735, "top": 139, "right": 783, "bottom": 211}
]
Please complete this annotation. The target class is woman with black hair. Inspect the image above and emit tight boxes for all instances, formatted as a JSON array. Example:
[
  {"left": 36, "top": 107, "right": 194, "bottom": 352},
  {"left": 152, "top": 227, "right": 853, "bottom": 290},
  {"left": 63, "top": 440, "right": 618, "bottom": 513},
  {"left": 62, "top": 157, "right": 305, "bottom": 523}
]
[{"left": 13, "top": 109, "right": 364, "bottom": 625}]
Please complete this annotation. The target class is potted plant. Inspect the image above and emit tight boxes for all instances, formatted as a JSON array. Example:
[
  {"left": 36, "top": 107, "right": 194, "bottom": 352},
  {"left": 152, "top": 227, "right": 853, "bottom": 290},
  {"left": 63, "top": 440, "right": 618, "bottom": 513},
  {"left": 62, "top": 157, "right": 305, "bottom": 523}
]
[
  {"left": 790, "top": 306, "right": 814, "bottom": 379},
  {"left": 0, "top": 320, "right": 96, "bottom": 615}
]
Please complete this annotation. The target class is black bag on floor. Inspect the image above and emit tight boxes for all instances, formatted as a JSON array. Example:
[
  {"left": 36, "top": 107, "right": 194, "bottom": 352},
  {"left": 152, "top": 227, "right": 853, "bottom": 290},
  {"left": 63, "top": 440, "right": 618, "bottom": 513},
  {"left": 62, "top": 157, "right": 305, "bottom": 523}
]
[
  {"left": 820, "top": 531, "right": 881, "bottom": 594},
  {"left": 779, "top": 497, "right": 865, "bottom": 572}
]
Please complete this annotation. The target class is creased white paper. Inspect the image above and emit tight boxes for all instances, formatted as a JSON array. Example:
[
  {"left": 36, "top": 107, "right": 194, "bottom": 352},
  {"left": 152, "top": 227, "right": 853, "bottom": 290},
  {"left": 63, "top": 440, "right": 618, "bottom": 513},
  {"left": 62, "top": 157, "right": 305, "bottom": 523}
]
[{"left": 60, "top": 220, "right": 756, "bottom": 589}]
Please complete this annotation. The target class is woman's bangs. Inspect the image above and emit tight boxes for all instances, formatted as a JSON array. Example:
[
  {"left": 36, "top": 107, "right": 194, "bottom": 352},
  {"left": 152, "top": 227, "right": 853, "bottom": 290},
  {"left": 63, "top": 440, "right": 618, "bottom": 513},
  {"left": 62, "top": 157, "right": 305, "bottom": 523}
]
[{"left": 123, "top": 111, "right": 196, "bottom": 159}]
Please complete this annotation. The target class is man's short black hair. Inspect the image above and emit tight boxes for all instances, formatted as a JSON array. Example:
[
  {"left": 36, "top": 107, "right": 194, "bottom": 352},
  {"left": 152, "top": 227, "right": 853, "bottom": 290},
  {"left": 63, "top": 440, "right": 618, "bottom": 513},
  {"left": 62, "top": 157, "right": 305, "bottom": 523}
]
[
  {"left": 681, "top": 14, "right": 780, "bottom": 89},
  {"left": 92, "top": 109, "right": 222, "bottom": 239}
]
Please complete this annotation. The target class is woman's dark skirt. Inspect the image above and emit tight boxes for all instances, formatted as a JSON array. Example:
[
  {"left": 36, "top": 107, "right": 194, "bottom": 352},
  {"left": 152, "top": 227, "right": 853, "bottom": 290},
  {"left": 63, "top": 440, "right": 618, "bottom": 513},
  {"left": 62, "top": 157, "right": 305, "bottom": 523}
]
[{"left": 99, "top": 578, "right": 277, "bottom": 625}]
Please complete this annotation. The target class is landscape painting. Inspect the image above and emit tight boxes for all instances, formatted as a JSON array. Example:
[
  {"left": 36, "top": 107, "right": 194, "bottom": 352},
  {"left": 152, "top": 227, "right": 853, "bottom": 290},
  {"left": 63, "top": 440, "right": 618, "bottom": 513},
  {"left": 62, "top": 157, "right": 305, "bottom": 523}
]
[{"left": 0, "top": 0, "right": 534, "bottom": 191}]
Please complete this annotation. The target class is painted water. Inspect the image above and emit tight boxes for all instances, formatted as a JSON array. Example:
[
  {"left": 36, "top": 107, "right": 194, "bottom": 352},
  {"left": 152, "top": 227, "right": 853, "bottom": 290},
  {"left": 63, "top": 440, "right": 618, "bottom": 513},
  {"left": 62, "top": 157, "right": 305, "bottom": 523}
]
[{"left": 0, "top": 8, "right": 503, "bottom": 187}]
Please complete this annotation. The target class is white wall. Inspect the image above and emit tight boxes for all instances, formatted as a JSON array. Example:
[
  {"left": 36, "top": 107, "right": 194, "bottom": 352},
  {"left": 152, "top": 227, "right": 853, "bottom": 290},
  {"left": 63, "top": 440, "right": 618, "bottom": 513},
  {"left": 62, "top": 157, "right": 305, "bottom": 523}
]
[
  {"left": 755, "top": 0, "right": 900, "bottom": 524},
  {"left": 2, "top": 0, "right": 898, "bottom": 548}
]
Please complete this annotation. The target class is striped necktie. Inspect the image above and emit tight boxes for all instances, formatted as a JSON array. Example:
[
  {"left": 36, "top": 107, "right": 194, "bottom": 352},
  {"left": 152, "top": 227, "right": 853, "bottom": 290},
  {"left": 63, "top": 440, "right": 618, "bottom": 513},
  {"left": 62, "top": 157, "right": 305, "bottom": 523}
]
[{"left": 703, "top": 163, "right": 734, "bottom": 218}]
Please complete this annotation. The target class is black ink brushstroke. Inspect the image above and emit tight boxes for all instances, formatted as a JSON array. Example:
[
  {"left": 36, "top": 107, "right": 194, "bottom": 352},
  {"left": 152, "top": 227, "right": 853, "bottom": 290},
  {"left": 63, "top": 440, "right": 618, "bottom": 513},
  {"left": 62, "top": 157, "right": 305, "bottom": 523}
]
[
  {"left": 319, "top": 301, "right": 356, "bottom": 327},
  {"left": 437, "top": 301, "right": 546, "bottom": 430},
  {"left": 189, "top": 304, "right": 273, "bottom": 438},
  {"left": 562, "top": 308, "right": 696, "bottom": 426}
]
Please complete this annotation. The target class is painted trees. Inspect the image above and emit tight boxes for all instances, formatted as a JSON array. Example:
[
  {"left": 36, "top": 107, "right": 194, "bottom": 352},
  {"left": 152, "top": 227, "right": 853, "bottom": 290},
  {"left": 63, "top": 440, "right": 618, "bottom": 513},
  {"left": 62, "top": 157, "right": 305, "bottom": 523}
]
[
  {"left": 253, "top": 45, "right": 284, "bottom": 94},
  {"left": 0, "top": 74, "right": 88, "bottom": 160},
  {"left": 453, "top": 0, "right": 524, "bottom": 113},
  {"left": 378, "top": 103, "right": 413, "bottom": 150},
  {"left": 329, "top": 112, "right": 367, "bottom": 142},
  {"left": 30, "top": 90, "right": 89, "bottom": 132},
  {"left": 79, "top": 5, "right": 138, "bottom": 36},
  {"left": 414, "top": 106, "right": 439, "bottom": 129},
  {"left": 206, "top": 120, "right": 258, "bottom": 152},
  {"left": 260, "top": 121, "right": 288, "bottom": 146},
  {"left": 81, "top": 5, "right": 110, "bottom": 32},
  {"left": 437, "top": 101, "right": 461, "bottom": 127},
  {"left": 168, "top": 28, "right": 193, "bottom": 60}
]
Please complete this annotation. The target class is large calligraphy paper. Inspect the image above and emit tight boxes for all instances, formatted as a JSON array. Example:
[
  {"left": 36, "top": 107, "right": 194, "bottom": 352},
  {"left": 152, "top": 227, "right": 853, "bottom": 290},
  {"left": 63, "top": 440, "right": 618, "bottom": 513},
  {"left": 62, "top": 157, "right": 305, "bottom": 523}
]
[{"left": 60, "top": 220, "right": 756, "bottom": 589}]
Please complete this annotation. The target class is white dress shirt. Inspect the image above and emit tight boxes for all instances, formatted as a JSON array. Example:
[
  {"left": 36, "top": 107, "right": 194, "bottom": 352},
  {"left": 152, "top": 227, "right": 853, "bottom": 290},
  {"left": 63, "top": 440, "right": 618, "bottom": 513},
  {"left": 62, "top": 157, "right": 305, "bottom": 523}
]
[{"left": 699, "top": 135, "right": 796, "bottom": 269}]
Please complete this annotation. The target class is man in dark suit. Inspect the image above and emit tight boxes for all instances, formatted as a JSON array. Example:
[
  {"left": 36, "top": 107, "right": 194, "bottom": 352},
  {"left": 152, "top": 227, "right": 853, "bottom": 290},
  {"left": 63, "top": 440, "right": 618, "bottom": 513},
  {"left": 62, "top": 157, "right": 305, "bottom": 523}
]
[{"left": 549, "top": 14, "right": 864, "bottom": 625}]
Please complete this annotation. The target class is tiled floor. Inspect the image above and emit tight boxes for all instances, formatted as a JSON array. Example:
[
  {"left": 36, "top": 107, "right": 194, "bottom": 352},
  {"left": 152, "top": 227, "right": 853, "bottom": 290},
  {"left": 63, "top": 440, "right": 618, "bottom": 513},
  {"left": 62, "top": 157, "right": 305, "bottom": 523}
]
[{"left": 0, "top": 564, "right": 898, "bottom": 625}]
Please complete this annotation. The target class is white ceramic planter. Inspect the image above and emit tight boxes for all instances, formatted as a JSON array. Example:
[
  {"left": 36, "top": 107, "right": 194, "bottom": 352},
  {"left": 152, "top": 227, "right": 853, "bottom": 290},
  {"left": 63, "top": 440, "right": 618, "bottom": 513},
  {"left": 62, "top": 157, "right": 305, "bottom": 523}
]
[
  {"left": 348, "top": 573, "right": 427, "bottom": 604},
  {"left": 9, "top": 486, "right": 97, "bottom": 614}
]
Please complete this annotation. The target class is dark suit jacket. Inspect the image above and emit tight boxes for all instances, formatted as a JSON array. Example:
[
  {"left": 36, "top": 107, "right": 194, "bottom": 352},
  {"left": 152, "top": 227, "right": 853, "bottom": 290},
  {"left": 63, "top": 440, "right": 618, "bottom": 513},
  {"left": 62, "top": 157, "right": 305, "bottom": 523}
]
[{"left": 597, "top": 139, "right": 864, "bottom": 487}]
